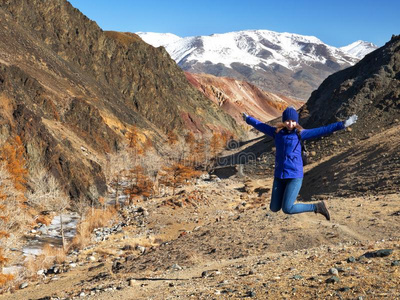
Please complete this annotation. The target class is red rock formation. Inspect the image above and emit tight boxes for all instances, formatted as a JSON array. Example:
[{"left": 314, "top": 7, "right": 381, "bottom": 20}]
[{"left": 185, "top": 72, "right": 304, "bottom": 124}]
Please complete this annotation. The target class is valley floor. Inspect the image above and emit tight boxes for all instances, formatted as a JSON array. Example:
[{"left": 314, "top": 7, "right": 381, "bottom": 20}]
[{"left": 1, "top": 175, "right": 399, "bottom": 299}]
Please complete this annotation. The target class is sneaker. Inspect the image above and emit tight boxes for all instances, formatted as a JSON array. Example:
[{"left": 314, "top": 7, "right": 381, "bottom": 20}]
[{"left": 315, "top": 201, "right": 330, "bottom": 221}]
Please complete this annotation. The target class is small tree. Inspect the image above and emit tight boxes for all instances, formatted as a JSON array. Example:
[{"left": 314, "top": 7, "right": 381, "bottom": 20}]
[
  {"left": 124, "top": 165, "right": 153, "bottom": 205},
  {"left": 127, "top": 125, "right": 144, "bottom": 161},
  {"left": 167, "top": 131, "right": 178, "bottom": 145},
  {"left": 105, "top": 148, "right": 133, "bottom": 209},
  {"left": 159, "top": 162, "right": 201, "bottom": 195},
  {"left": 192, "top": 136, "right": 208, "bottom": 169},
  {"left": 0, "top": 176, "right": 12, "bottom": 286},
  {"left": 46, "top": 176, "right": 70, "bottom": 251},
  {"left": 210, "top": 132, "right": 223, "bottom": 158},
  {"left": 0, "top": 136, "right": 28, "bottom": 200}
]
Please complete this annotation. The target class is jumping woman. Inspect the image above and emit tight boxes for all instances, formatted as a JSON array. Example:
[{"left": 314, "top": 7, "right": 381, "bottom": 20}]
[{"left": 243, "top": 107, "right": 357, "bottom": 220}]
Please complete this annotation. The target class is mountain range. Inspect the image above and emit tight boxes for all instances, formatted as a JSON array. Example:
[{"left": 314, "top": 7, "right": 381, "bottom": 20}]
[{"left": 137, "top": 30, "right": 378, "bottom": 100}]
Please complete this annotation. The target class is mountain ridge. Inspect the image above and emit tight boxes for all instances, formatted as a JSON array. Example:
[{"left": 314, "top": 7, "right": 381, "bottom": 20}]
[{"left": 137, "top": 30, "right": 378, "bottom": 100}]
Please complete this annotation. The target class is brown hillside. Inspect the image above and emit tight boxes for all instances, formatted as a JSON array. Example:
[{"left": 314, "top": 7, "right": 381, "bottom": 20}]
[
  {"left": 0, "top": 0, "right": 242, "bottom": 200},
  {"left": 0, "top": 0, "right": 240, "bottom": 136},
  {"left": 299, "top": 34, "right": 400, "bottom": 198}
]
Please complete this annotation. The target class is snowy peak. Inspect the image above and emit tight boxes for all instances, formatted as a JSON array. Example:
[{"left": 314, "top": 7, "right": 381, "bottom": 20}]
[
  {"left": 340, "top": 40, "right": 378, "bottom": 59},
  {"left": 136, "top": 30, "right": 378, "bottom": 100},
  {"left": 137, "top": 29, "right": 358, "bottom": 71},
  {"left": 135, "top": 32, "right": 181, "bottom": 48}
]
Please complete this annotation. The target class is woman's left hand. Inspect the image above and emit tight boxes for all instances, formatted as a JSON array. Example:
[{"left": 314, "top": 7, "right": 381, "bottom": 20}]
[{"left": 344, "top": 114, "right": 358, "bottom": 127}]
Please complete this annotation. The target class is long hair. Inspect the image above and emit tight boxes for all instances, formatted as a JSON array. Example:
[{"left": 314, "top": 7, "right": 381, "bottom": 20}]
[{"left": 275, "top": 122, "right": 304, "bottom": 133}]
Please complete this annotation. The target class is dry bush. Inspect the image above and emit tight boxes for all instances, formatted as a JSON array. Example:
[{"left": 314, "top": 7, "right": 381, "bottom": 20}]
[
  {"left": 23, "top": 243, "right": 67, "bottom": 281},
  {"left": 0, "top": 273, "right": 14, "bottom": 287},
  {"left": 85, "top": 207, "right": 117, "bottom": 232},
  {"left": 27, "top": 169, "right": 70, "bottom": 249},
  {"left": 69, "top": 207, "right": 117, "bottom": 250},
  {"left": 42, "top": 243, "right": 66, "bottom": 265},
  {"left": 35, "top": 214, "right": 53, "bottom": 226}
]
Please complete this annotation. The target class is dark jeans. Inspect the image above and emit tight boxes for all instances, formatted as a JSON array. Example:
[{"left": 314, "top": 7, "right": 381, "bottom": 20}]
[{"left": 270, "top": 177, "right": 315, "bottom": 214}]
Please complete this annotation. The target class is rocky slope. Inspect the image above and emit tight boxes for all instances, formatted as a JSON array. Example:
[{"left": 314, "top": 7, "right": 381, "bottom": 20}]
[
  {"left": 138, "top": 30, "right": 378, "bottom": 100},
  {"left": 297, "top": 35, "right": 400, "bottom": 198},
  {"left": 223, "top": 35, "right": 400, "bottom": 199},
  {"left": 0, "top": 0, "right": 242, "bottom": 200},
  {"left": 185, "top": 72, "right": 304, "bottom": 124}
]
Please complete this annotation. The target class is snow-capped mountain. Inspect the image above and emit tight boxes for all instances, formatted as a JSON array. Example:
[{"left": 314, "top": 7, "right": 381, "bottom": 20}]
[
  {"left": 339, "top": 40, "right": 378, "bottom": 59},
  {"left": 137, "top": 30, "right": 378, "bottom": 100},
  {"left": 135, "top": 32, "right": 181, "bottom": 48}
]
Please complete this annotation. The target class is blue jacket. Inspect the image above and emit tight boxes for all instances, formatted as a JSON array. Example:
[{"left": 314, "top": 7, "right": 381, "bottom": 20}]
[{"left": 246, "top": 116, "right": 345, "bottom": 179}]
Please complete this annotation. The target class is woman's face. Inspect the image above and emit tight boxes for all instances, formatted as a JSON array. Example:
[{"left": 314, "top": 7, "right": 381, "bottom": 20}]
[{"left": 284, "top": 120, "right": 297, "bottom": 130}]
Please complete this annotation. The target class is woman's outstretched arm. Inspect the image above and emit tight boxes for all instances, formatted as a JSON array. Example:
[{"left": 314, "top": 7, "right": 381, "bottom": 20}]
[
  {"left": 300, "top": 115, "right": 358, "bottom": 140},
  {"left": 300, "top": 122, "right": 345, "bottom": 140},
  {"left": 244, "top": 114, "right": 276, "bottom": 138}
]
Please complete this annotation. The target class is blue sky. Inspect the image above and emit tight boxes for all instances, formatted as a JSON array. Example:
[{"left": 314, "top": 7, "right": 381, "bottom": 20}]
[{"left": 68, "top": 0, "right": 399, "bottom": 47}]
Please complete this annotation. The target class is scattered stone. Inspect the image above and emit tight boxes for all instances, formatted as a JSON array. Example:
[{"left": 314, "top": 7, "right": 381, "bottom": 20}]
[
  {"left": 244, "top": 290, "right": 256, "bottom": 297},
  {"left": 273, "top": 276, "right": 281, "bottom": 280},
  {"left": 171, "top": 263, "right": 182, "bottom": 270},
  {"left": 129, "top": 279, "right": 136, "bottom": 286},
  {"left": 347, "top": 256, "right": 356, "bottom": 263},
  {"left": 88, "top": 256, "right": 96, "bottom": 262},
  {"left": 200, "top": 173, "right": 210, "bottom": 181},
  {"left": 47, "top": 265, "right": 60, "bottom": 274},
  {"left": 136, "top": 245, "right": 146, "bottom": 254},
  {"left": 336, "top": 267, "right": 345, "bottom": 273},
  {"left": 80, "top": 292, "right": 86, "bottom": 297},
  {"left": 362, "top": 249, "right": 393, "bottom": 258},
  {"left": 339, "top": 287, "right": 351, "bottom": 292},
  {"left": 37, "top": 269, "right": 46, "bottom": 276},
  {"left": 69, "top": 263, "right": 77, "bottom": 268},
  {"left": 122, "top": 245, "right": 134, "bottom": 251},
  {"left": 308, "top": 276, "right": 318, "bottom": 281},
  {"left": 88, "top": 263, "right": 105, "bottom": 272},
  {"left": 20, "top": 282, "right": 28, "bottom": 289},
  {"left": 329, "top": 268, "right": 339, "bottom": 276},
  {"left": 292, "top": 275, "right": 303, "bottom": 280},
  {"left": 391, "top": 260, "right": 400, "bottom": 266},
  {"left": 326, "top": 276, "right": 340, "bottom": 284}
]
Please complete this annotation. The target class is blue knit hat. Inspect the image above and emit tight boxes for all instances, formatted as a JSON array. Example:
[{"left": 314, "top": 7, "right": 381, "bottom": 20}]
[{"left": 282, "top": 106, "right": 299, "bottom": 123}]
